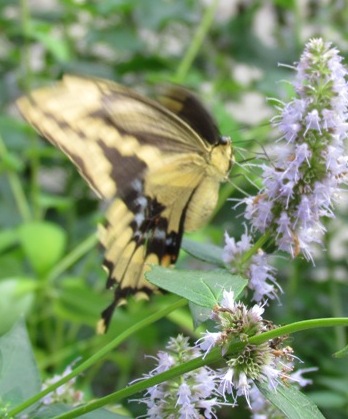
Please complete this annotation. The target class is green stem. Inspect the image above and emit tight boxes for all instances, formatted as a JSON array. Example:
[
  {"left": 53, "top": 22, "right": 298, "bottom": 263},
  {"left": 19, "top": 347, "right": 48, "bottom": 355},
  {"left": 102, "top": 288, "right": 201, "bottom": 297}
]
[
  {"left": 329, "top": 276, "right": 346, "bottom": 349},
  {"left": 20, "top": 0, "right": 42, "bottom": 220},
  {"left": 241, "top": 231, "right": 271, "bottom": 264},
  {"left": 324, "top": 229, "right": 346, "bottom": 349},
  {"left": 46, "top": 233, "right": 98, "bottom": 283},
  {"left": 0, "top": 134, "right": 32, "bottom": 221},
  {"left": 174, "top": 0, "right": 219, "bottom": 83},
  {"left": 53, "top": 316, "right": 348, "bottom": 419},
  {"left": 248, "top": 317, "right": 348, "bottom": 345},
  {"left": 292, "top": 1, "right": 303, "bottom": 51},
  {"left": 7, "top": 298, "right": 188, "bottom": 417},
  {"left": 28, "top": 136, "right": 41, "bottom": 220},
  {"left": 19, "top": 0, "right": 31, "bottom": 91},
  {"left": 286, "top": 260, "right": 298, "bottom": 317}
]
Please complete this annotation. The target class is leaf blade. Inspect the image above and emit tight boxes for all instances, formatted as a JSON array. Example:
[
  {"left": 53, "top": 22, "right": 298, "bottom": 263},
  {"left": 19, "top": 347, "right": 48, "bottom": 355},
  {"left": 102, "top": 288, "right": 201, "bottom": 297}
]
[
  {"left": 257, "top": 381, "right": 325, "bottom": 419},
  {"left": 146, "top": 266, "right": 247, "bottom": 308}
]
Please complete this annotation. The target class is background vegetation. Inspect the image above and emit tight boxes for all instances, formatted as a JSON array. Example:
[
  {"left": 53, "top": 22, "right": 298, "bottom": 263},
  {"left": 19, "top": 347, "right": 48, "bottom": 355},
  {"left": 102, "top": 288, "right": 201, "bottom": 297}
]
[{"left": 1, "top": 0, "right": 348, "bottom": 417}]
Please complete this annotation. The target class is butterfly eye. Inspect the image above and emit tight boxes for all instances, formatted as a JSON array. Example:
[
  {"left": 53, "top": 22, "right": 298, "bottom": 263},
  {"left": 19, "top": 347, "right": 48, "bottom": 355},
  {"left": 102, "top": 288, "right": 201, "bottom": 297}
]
[{"left": 219, "top": 135, "right": 231, "bottom": 145}]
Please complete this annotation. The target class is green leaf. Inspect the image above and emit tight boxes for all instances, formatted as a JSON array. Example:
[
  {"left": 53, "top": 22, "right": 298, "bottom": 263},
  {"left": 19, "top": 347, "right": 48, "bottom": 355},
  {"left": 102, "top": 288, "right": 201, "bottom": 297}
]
[
  {"left": 182, "top": 238, "right": 225, "bottom": 267},
  {"left": 257, "top": 381, "right": 325, "bottom": 419},
  {"left": 0, "top": 278, "right": 36, "bottom": 335},
  {"left": 19, "top": 221, "right": 67, "bottom": 276},
  {"left": 0, "top": 320, "right": 41, "bottom": 409},
  {"left": 146, "top": 266, "right": 247, "bottom": 308}
]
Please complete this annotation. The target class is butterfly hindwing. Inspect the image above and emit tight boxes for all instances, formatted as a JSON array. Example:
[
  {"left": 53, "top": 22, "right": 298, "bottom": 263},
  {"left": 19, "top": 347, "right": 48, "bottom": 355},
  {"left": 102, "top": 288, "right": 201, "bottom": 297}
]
[
  {"left": 98, "top": 155, "right": 209, "bottom": 332},
  {"left": 16, "top": 75, "right": 233, "bottom": 332}
]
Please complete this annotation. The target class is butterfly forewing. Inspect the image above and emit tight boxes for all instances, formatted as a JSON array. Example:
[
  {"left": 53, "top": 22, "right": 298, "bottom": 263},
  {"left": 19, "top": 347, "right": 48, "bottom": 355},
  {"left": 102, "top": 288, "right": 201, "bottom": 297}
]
[
  {"left": 17, "top": 75, "right": 233, "bottom": 332},
  {"left": 157, "top": 85, "right": 221, "bottom": 145}
]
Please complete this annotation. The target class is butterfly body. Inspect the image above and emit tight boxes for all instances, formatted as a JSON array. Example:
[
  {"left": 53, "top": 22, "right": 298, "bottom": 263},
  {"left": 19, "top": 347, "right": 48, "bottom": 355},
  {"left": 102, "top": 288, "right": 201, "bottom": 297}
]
[{"left": 17, "top": 75, "right": 233, "bottom": 332}]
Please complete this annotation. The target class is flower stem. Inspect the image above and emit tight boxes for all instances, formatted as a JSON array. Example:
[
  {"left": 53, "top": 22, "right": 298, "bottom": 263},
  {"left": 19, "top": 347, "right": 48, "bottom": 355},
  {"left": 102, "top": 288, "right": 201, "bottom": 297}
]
[
  {"left": 241, "top": 231, "right": 271, "bottom": 264},
  {"left": 249, "top": 317, "right": 348, "bottom": 345}
]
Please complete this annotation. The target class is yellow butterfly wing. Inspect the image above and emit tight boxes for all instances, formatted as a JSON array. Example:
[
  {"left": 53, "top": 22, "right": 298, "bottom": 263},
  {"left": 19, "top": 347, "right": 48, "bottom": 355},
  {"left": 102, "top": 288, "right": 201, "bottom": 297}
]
[{"left": 17, "top": 75, "right": 233, "bottom": 332}]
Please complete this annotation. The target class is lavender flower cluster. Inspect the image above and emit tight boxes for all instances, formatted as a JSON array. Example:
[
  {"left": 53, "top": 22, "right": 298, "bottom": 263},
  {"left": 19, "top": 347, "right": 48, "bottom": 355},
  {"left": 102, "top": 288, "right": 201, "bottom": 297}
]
[
  {"left": 223, "top": 38, "right": 348, "bottom": 306},
  {"left": 136, "top": 291, "right": 313, "bottom": 418},
  {"left": 135, "top": 335, "right": 224, "bottom": 419},
  {"left": 245, "top": 38, "right": 348, "bottom": 261}
]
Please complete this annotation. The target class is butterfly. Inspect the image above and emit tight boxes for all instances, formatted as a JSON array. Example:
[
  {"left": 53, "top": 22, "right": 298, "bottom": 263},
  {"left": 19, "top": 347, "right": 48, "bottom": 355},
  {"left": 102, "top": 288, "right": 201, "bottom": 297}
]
[{"left": 16, "top": 75, "right": 233, "bottom": 332}]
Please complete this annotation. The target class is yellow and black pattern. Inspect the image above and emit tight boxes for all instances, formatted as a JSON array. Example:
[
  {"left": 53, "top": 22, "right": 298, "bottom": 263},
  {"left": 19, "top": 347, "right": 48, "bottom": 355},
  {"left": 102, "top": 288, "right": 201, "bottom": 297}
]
[{"left": 17, "top": 75, "right": 233, "bottom": 332}]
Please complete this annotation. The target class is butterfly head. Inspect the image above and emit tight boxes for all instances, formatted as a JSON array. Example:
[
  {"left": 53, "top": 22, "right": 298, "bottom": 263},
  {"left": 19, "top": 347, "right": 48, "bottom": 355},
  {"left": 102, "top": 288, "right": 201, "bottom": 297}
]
[{"left": 208, "top": 135, "right": 234, "bottom": 181}]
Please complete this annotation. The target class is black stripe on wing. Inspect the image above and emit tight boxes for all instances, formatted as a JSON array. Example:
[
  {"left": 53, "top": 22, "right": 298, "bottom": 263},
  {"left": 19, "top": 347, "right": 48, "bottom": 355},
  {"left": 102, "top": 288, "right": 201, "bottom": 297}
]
[
  {"left": 99, "top": 180, "right": 195, "bottom": 332},
  {"left": 97, "top": 140, "right": 147, "bottom": 196}
]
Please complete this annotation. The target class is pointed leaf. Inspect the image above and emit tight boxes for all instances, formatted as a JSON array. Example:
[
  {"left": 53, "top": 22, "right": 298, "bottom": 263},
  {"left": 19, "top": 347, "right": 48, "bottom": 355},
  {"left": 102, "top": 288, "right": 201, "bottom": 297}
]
[
  {"left": 257, "top": 381, "right": 325, "bottom": 419},
  {"left": 146, "top": 266, "right": 247, "bottom": 308}
]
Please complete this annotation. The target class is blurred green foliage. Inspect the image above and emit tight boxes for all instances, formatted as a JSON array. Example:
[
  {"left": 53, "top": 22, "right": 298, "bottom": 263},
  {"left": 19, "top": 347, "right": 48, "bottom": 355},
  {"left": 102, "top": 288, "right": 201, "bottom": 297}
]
[{"left": 1, "top": 0, "right": 348, "bottom": 417}]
